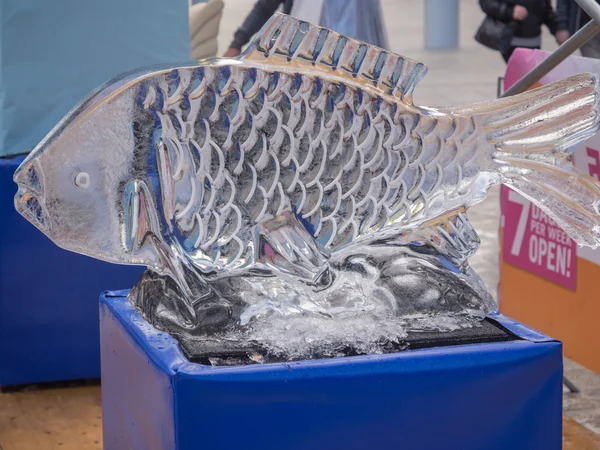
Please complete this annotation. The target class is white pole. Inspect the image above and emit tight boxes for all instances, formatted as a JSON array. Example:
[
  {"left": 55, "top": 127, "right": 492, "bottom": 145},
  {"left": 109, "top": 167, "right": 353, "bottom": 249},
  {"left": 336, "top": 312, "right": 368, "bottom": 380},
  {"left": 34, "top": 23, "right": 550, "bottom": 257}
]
[{"left": 424, "top": 0, "right": 459, "bottom": 50}]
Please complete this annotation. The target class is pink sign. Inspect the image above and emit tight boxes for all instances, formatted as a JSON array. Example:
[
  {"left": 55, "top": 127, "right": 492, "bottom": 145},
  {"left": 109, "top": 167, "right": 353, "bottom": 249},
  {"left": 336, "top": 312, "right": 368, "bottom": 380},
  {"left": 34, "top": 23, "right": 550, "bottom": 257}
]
[
  {"left": 501, "top": 187, "right": 577, "bottom": 290},
  {"left": 587, "top": 147, "right": 600, "bottom": 180}
]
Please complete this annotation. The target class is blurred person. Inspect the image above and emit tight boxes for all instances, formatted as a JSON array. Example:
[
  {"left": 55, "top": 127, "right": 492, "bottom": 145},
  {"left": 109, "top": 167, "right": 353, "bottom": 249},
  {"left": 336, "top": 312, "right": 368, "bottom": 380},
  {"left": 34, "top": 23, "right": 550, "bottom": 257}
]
[
  {"left": 223, "top": 0, "right": 388, "bottom": 58},
  {"left": 478, "top": 0, "right": 557, "bottom": 62},
  {"left": 555, "top": 0, "right": 600, "bottom": 58},
  {"left": 319, "top": 0, "right": 389, "bottom": 50},
  {"left": 223, "top": 0, "right": 293, "bottom": 57}
]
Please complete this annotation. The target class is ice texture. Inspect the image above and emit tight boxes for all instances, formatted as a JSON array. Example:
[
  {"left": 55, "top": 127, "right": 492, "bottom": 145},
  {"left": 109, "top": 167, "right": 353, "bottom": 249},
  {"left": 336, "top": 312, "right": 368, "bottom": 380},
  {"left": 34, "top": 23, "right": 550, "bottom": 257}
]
[
  {"left": 131, "top": 241, "right": 492, "bottom": 362},
  {"left": 12, "top": 13, "right": 600, "bottom": 365}
]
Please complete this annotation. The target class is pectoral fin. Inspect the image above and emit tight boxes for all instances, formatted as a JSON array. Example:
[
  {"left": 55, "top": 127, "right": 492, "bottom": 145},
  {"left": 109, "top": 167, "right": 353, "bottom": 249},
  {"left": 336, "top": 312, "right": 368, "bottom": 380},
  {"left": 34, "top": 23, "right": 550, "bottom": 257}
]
[
  {"left": 123, "top": 180, "right": 161, "bottom": 252},
  {"left": 407, "top": 209, "right": 480, "bottom": 269},
  {"left": 254, "top": 210, "right": 331, "bottom": 285}
]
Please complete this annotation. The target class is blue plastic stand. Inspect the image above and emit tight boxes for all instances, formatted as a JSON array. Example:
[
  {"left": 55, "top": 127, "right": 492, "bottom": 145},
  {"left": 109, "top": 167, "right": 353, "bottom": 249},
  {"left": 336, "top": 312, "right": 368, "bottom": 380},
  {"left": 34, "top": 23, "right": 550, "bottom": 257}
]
[
  {"left": 101, "top": 291, "right": 563, "bottom": 450},
  {"left": 0, "top": 156, "right": 144, "bottom": 386}
]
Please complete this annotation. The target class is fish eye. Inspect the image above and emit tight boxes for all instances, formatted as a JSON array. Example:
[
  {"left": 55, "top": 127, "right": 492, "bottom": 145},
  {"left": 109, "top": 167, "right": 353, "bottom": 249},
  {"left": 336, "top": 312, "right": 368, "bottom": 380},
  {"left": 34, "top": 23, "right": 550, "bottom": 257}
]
[{"left": 74, "top": 172, "right": 90, "bottom": 189}]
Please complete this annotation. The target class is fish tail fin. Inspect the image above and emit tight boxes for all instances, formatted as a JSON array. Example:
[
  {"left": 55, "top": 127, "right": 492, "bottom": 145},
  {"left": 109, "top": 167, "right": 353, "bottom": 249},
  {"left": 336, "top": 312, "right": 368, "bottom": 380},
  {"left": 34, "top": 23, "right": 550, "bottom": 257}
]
[
  {"left": 500, "top": 160, "right": 600, "bottom": 248},
  {"left": 481, "top": 73, "right": 600, "bottom": 154},
  {"left": 471, "top": 73, "right": 600, "bottom": 248}
]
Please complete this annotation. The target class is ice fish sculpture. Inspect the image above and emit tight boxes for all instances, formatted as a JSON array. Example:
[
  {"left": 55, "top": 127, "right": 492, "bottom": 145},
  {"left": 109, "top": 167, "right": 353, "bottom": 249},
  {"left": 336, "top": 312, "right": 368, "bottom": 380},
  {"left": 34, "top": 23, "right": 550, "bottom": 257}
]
[{"left": 13, "top": 13, "right": 600, "bottom": 359}]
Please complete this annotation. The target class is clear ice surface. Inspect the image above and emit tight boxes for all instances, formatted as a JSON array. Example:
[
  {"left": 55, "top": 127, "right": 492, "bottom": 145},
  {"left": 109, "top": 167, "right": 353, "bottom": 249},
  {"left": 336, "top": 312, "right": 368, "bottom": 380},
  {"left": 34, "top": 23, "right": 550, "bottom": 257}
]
[{"left": 13, "top": 14, "right": 600, "bottom": 364}]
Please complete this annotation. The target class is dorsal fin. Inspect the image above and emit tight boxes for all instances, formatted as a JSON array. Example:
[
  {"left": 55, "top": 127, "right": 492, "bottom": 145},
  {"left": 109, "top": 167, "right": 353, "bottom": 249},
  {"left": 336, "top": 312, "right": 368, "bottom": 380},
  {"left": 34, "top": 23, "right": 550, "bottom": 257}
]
[{"left": 238, "top": 13, "right": 427, "bottom": 104}]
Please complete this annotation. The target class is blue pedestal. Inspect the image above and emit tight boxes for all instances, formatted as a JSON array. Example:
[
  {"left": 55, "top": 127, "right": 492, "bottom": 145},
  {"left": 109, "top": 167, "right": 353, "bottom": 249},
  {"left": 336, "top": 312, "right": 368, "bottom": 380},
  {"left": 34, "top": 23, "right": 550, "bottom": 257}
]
[
  {"left": 101, "top": 292, "right": 563, "bottom": 450},
  {"left": 0, "top": 156, "right": 144, "bottom": 386}
]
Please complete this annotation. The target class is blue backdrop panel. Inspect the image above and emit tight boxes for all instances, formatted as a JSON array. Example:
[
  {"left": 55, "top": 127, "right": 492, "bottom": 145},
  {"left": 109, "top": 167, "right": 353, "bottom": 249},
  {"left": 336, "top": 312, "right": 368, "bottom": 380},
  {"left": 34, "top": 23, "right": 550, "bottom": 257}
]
[
  {"left": 0, "top": 156, "right": 145, "bottom": 385},
  {"left": 0, "top": 0, "right": 190, "bottom": 157},
  {"left": 101, "top": 292, "right": 563, "bottom": 450},
  {"left": 0, "top": 2, "right": 3, "bottom": 155}
]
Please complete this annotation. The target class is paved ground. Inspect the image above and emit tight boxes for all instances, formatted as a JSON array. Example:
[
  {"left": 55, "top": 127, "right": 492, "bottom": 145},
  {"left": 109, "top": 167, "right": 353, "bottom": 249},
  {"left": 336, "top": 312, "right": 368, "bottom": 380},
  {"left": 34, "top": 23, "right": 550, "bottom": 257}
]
[{"left": 565, "top": 358, "right": 600, "bottom": 436}]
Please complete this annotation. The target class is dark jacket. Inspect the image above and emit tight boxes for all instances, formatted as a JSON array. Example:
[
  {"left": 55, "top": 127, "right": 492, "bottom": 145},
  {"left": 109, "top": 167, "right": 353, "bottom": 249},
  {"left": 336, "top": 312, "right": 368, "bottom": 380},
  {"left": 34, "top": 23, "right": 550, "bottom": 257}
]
[
  {"left": 479, "top": 0, "right": 557, "bottom": 38},
  {"left": 556, "top": 0, "right": 599, "bottom": 35},
  {"left": 229, "top": 0, "right": 294, "bottom": 50}
]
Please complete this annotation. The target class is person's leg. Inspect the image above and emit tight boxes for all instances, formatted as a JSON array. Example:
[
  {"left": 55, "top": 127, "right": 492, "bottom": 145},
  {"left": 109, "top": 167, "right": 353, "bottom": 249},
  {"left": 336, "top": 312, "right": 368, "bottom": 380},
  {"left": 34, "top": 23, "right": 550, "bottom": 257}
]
[
  {"left": 501, "top": 46, "right": 516, "bottom": 63},
  {"left": 502, "top": 45, "right": 540, "bottom": 63},
  {"left": 580, "top": 34, "right": 600, "bottom": 58}
]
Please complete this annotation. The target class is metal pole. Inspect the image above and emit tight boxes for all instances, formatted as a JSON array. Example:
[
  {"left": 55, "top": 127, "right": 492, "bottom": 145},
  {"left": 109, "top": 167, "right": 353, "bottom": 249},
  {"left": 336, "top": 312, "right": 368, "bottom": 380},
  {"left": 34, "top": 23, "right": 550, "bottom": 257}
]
[
  {"left": 424, "top": 0, "right": 459, "bottom": 50},
  {"left": 501, "top": 20, "right": 600, "bottom": 97},
  {"left": 502, "top": 0, "right": 600, "bottom": 98},
  {"left": 563, "top": 376, "right": 581, "bottom": 393},
  {"left": 574, "top": 0, "right": 600, "bottom": 28}
]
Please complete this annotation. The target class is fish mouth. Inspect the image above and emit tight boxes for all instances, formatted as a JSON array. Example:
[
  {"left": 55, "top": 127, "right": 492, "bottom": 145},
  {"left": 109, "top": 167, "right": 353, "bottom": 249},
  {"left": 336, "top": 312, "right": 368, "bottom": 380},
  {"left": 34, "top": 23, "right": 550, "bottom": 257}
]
[
  {"left": 14, "top": 160, "right": 49, "bottom": 234},
  {"left": 14, "top": 188, "right": 49, "bottom": 234}
]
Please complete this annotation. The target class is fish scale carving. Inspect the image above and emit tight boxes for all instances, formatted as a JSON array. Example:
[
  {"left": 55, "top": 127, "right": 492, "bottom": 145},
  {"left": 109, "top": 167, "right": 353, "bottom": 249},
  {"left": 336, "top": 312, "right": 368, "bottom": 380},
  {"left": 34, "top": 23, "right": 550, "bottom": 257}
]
[
  {"left": 140, "top": 66, "right": 474, "bottom": 269},
  {"left": 14, "top": 12, "right": 600, "bottom": 344}
]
